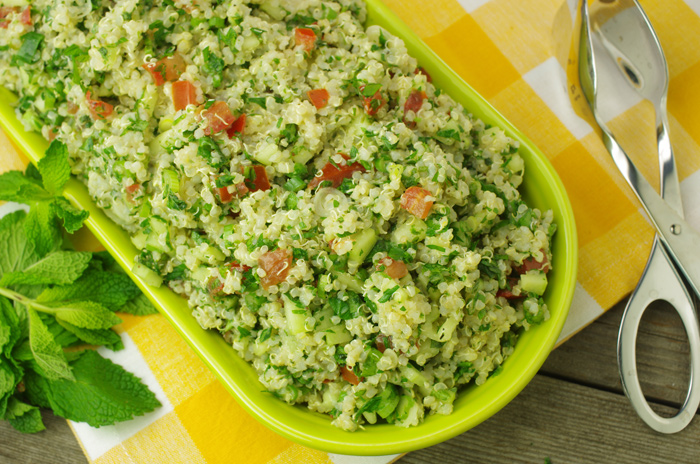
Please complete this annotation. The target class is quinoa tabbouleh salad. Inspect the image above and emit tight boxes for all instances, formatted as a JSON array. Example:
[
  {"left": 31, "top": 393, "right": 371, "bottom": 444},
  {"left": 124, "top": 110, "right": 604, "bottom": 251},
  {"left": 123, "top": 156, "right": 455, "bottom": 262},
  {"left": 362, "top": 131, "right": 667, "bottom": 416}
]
[{"left": 0, "top": 0, "right": 556, "bottom": 430}]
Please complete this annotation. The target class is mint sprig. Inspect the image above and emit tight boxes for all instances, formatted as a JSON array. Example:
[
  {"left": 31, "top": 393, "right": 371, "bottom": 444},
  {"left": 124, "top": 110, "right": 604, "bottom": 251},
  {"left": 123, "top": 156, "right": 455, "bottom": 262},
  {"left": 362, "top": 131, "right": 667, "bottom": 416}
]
[{"left": 0, "top": 142, "right": 161, "bottom": 433}]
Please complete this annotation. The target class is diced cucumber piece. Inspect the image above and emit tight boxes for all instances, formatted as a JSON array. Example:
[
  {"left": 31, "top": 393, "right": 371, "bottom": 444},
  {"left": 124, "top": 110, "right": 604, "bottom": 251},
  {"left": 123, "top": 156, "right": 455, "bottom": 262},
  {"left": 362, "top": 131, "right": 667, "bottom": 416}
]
[
  {"left": 131, "top": 231, "right": 147, "bottom": 250},
  {"left": 331, "top": 271, "right": 364, "bottom": 293},
  {"left": 139, "top": 201, "right": 152, "bottom": 218},
  {"left": 506, "top": 153, "right": 524, "bottom": 174},
  {"left": 520, "top": 270, "right": 548, "bottom": 295},
  {"left": 314, "top": 306, "right": 335, "bottom": 332},
  {"left": 158, "top": 117, "right": 173, "bottom": 133},
  {"left": 348, "top": 228, "right": 378, "bottom": 267},
  {"left": 253, "top": 141, "right": 277, "bottom": 165},
  {"left": 324, "top": 325, "right": 352, "bottom": 345},
  {"left": 162, "top": 168, "right": 180, "bottom": 194},
  {"left": 376, "top": 384, "right": 400, "bottom": 419},
  {"left": 464, "top": 210, "right": 490, "bottom": 235},
  {"left": 317, "top": 274, "right": 332, "bottom": 298},
  {"left": 140, "top": 88, "right": 158, "bottom": 118},
  {"left": 149, "top": 129, "right": 171, "bottom": 155},
  {"left": 284, "top": 295, "right": 309, "bottom": 335},
  {"left": 191, "top": 266, "right": 209, "bottom": 283},
  {"left": 146, "top": 216, "right": 171, "bottom": 253},
  {"left": 260, "top": 1, "right": 287, "bottom": 20},
  {"left": 399, "top": 364, "right": 427, "bottom": 388},
  {"left": 432, "top": 387, "right": 457, "bottom": 404},
  {"left": 132, "top": 262, "right": 163, "bottom": 287},
  {"left": 291, "top": 146, "right": 314, "bottom": 165},
  {"left": 396, "top": 395, "right": 416, "bottom": 421},
  {"left": 362, "top": 411, "right": 377, "bottom": 424},
  {"left": 391, "top": 217, "right": 427, "bottom": 244},
  {"left": 436, "top": 316, "right": 459, "bottom": 342},
  {"left": 202, "top": 245, "right": 225, "bottom": 262},
  {"left": 242, "top": 34, "right": 260, "bottom": 51},
  {"left": 434, "top": 120, "right": 461, "bottom": 145}
]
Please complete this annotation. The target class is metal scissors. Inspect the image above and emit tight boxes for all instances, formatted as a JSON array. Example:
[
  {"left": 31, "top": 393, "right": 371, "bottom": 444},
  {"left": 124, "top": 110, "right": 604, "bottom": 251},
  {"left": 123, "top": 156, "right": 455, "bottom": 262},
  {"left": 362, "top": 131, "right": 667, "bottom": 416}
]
[{"left": 574, "top": 0, "right": 700, "bottom": 433}]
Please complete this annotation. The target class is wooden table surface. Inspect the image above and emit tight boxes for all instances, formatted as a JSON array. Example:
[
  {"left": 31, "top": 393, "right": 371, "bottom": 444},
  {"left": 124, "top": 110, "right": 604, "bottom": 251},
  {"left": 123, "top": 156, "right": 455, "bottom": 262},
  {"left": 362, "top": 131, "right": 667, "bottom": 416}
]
[{"left": 2, "top": 297, "right": 698, "bottom": 464}]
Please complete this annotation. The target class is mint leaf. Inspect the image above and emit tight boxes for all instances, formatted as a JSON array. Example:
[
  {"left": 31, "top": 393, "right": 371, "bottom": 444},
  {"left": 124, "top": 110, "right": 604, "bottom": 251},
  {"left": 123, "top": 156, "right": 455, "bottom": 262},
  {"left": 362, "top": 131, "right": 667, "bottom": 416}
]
[
  {"left": 0, "top": 171, "right": 52, "bottom": 203},
  {"left": 24, "top": 201, "right": 62, "bottom": 258},
  {"left": 46, "top": 350, "right": 160, "bottom": 426},
  {"left": 4, "top": 397, "right": 45, "bottom": 433},
  {"left": 0, "top": 250, "right": 92, "bottom": 287},
  {"left": 27, "top": 308, "right": 74, "bottom": 381},
  {"left": 40, "top": 313, "right": 79, "bottom": 348},
  {"left": 44, "top": 300, "right": 122, "bottom": 330},
  {"left": 38, "top": 141, "right": 71, "bottom": 195},
  {"left": 0, "top": 363, "right": 16, "bottom": 417},
  {"left": 0, "top": 299, "right": 12, "bottom": 353},
  {"left": 36, "top": 270, "right": 141, "bottom": 311},
  {"left": 52, "top": 197, "right": 89, "bottom": 234},
  {"left": 120, "top": 293, "right": 158, "bottom": 316},
  {"left": 22, "top": 370, "right": 51, "bottom": 409},
  {"left": 0, "top": 211, "right": 40, "bottom": 282},
  {"left": 56, "top": 320, "right": 123, "bottom": 351}
]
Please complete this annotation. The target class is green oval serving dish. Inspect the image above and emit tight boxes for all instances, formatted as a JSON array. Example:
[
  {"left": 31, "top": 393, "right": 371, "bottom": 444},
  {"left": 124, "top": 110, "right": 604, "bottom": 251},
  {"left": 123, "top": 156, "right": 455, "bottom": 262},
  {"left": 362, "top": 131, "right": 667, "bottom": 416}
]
[{"left": 0, "top": 0, "right": 577, "bottom": 455}]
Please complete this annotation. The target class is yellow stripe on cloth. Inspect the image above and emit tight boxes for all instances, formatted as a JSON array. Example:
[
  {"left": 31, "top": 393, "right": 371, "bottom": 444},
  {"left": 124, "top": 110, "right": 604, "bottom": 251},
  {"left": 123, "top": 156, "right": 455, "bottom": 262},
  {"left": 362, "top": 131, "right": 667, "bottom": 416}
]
[
  {"left": 174, "top": 380, "right": 331, "bottom": 464},
  {"left": 95, "top": 412, "right": 207, "bottom": 464},
  {"left": 380, "top": 0, "right": 466, "bottom": 38},
  {"left": 668, "top": 59, "right": 700, "bottom": 149},
  {"left": 424, "top": 14, "right": 521, "bottom": 99},
  {"left": 471, "top": 0, "right": 565, "bottom": 74},
  {"left": 640, "top": 0, "right": 700, "bottom": 79},
  {"left": 490, "top": 79, "right": 578, "bottom": 159},
  {"left": 127, "top": 315, "right": 216, "bottom": 407}
]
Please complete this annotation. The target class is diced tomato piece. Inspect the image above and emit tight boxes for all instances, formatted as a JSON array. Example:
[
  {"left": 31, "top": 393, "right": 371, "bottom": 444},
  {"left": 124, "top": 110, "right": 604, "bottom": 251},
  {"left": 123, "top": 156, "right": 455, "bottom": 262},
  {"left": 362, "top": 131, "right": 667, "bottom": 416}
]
[
  {"left": 295, "top": 27, "right": 317, "bottom": 52},
  {"left": 20, "top": 6, "right": 31, "bottom": 25},
  {"left": 258, "top": 248, "right": 293, "bottom": 289},
  {"left": 416, "top": 67, "right": 432, "bottom": 82},
  {"left": 375, "top": 335, "right": 392, "bottom": 354},
  {"left": 217, "top": 186, "right": 234, "bottom": 203},
  {"left": 227, "top": 262, "right": 251, "bottom": 273},
  {"left": 226, "top": 113, "right": 246, "bottom": 138},
  {"left": 403, "top": 90, "right": 426, "bottom": 128},
  {"left": 0, "top": 7, "right": 17, "bottom": 18},
  {"left": 378, "top": 257, "right": 408, "bottom": 279},
  {"left": 201, "top": 101, "right": 236, "bottom": 135},
  {"left": 307, "top": 88, "right": 330, "bottom": 110},
  {"left": 143, "top": 63, "right": 165, "bottom": 86},
  {"left": 235, "top": 183, "right": 250, "bottom": 196},
  {"left": 400, "top": 186, "right": 433, "bottom": 219},
  {"left": 172, "top": 80, "right": 197, "bottom": 111},
  {"left": 208, "top": 277, "right": 225, "bottom": 298},
  {"left": 242, "top": 165, "right": 271, "bottom": 192},
  {"left": 360, "top": 85, "right": 385, "bottom": 116},
  {"left": 497, "top": 277, "right": 522, "bottom": 300},
  {"left": 514, "top": 251, "right": 550, "bottom": 274},
  {"left": 308, "top": 155, "right": 366, "bottom": 189},
  {"left": 125, "top": 183, "right": 141, "bottom": 203},
  {"left": 85, "top": 91, "right": 113, "bottom": 120},
  {"left": 340, "top": 365, "right": 362, "bottom": 386},
  {"left": 0, "top": 6, "right": 17, "bottom": 27},
  {"left": 143, "top": 53, "right": 186, "bottom": 86},
  {"left": 125, "top": 183, "right": 141, "bottom": 194}
]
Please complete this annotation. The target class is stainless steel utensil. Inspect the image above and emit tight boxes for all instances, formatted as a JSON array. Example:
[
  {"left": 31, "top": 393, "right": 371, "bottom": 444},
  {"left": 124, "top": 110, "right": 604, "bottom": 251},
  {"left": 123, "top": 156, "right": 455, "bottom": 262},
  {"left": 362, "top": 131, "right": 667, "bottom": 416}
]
[{"left": 573, "top": 0, "right": 700, "bottom": 433}]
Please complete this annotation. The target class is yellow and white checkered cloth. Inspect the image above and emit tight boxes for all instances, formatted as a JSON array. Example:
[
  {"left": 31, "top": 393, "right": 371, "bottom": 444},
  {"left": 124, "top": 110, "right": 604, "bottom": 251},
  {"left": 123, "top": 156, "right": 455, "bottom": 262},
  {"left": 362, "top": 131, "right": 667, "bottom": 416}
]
[{"left": 3, "top": 0, "right": 700, "bottom": 462}]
